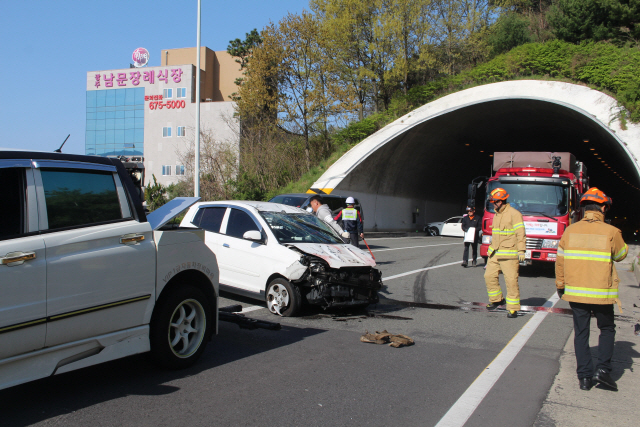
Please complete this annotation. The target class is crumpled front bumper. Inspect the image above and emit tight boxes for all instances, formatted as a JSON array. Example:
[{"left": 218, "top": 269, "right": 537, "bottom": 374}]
[{"left": 300, "top": 266, "right": 382, "bottom": 308}]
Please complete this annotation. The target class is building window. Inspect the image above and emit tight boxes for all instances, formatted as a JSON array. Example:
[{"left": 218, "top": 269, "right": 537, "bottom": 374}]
[
  {"left": 177, "top": 88, "right": 186, "bottom": 98},
  {"left": 175, "top": 165, "right": 185, "bottom": 176},
  {"left": 163, "top": 88, "right": 173, "bottom": 99},
  {"left": 177, "top": 126, "right": 185, "bottom": 137},
  {"left": 162, "top": 165, "right": 172, "bottom": 176},
  {"left": 163, "top": 126, "right": 172, "bottom": 137}
]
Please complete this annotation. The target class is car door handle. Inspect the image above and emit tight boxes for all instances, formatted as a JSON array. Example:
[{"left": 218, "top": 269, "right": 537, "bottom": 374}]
[
  {"left": 120, "top": 234, "right": 145, "bottom": 244},
  {"left": 1, "top": 251, "right": 37, "bottom": 265},
  {"left": 223, "top": 243, "right": 230, "bottom": 248}
]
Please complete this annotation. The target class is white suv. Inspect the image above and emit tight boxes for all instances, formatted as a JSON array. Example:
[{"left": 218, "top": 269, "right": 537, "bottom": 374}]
[{"left": 0, "top": 151, "right": 219, "bottom": 390}]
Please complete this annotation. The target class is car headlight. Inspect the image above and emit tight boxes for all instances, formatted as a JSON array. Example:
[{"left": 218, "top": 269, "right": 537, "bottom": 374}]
[
  {"left": 542, "top": 239, "right": 560, "bottom": 249},
  {"left": 482, "top": 235, "right": 492, "bottom": 245}
]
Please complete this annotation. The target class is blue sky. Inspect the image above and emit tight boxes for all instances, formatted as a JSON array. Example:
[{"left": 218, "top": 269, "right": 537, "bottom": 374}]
[{"left": 1, "top": 0, "right": 308, "bottom": 155}]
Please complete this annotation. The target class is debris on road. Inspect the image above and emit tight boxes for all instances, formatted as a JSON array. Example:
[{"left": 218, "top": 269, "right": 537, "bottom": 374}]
[{"left": 360, "top": 330, "right": 414, "bottom": 347}]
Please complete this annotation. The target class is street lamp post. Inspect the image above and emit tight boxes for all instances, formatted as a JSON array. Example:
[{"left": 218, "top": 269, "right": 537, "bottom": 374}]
[{"left": 194, "top": 0, "right": 202, "bottom": 197}]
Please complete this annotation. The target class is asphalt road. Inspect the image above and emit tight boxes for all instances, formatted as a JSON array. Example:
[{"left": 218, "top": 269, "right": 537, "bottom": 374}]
[{"left": 1, "top": 236, "right": 575, "bottom": 427}]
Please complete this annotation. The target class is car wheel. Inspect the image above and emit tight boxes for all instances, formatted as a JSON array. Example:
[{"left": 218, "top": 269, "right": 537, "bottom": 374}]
[
  {"left": 429, "top": 226, "right": 439, "bottom": 236},
  {"left": 150, "top": 285, "right": 211, "bottom": 369},
  {"left": 266, "top": 278, "right": 301, "bottom": 317}
]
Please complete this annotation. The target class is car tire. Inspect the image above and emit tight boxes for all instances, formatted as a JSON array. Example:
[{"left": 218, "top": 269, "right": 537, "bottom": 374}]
[
  {"left": 150, "top": 285, "right": 212, "bottom": 369},
  {"left": 429, "top": 226, "right": 440, "bottom": 236},
  {"left": 266, "top": 278, "right": 301, "bottom": 317}
]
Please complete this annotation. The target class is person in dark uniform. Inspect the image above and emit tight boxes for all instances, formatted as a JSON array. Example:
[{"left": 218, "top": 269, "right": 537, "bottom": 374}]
[
  {"left": 333, "top": 197, "right": 364, "bottom": 248},
  {"left": 461, "top": 206, "right": 480, "bottom": 267}
]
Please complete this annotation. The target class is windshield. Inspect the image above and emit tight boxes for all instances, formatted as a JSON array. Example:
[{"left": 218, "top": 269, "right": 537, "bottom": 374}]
[
  {"left": 486, "top": 182, "right": 569, "bottom": 216},
  {"left": 260, "top": 212, "right": 344, "bottom": 244}
]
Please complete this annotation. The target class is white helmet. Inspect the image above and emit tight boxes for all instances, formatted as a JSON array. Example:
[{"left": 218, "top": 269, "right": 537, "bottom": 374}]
[{"left": 346, "top": 196, "right": 355, "bottom": 204}]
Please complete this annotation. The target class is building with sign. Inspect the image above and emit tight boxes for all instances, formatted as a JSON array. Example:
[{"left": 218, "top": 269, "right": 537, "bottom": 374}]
[{"left": 85, "top": 47, "right": 242, "bottom": 187}]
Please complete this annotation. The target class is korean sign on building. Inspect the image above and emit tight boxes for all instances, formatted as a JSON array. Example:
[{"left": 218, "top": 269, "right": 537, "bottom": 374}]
[{"left": 87, "top": 65, "right": 193, "bottom": 91}]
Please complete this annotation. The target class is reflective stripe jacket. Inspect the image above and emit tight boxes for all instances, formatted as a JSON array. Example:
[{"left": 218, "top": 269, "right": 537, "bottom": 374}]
[
  {"left": 488, "top": 203, "right": 526, "bottom": 259},
  {"left": 334, "top": 208, "right": 363, "bottom": 233},
  {"left": 556, "top": 211, "right": 628, "bottom": 305}
]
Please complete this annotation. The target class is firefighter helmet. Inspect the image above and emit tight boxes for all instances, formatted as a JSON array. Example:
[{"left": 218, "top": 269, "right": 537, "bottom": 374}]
[
  {"left": 580, "top": 187, "right": 612, "bottom": 206},
  {"left": 489, "top": 188, "right": 509, "bottom": 201},
  {"left": 346, "top": 196, "right": 355, "bottom": 204}
]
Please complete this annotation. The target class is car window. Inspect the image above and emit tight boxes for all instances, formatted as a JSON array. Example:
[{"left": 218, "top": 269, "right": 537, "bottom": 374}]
[
  {"left": 40, "top": 169, "right": 123, "bottom": 230},
  {"left": 225, "top": 208, "right": 259, "bottom": 239},
  {"left": 444, "top": 218, "right": 456, "bottom": 224},
  {"left": 325, "top": 197, "right": 346, "bottom": 212},
  {"left": 0, "top": 167, "right": 26, "bottom": 240},
  {"left": 269, "top": 195, "right": 308, "bottom": 207},
  {"left": 197, "top": 207, "right": 226, "bottom": 233}
]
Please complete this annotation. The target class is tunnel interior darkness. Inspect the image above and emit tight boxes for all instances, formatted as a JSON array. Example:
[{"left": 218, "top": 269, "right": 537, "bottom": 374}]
[{"left": 340, "top": 99, "right": 640, "bottom": 231}]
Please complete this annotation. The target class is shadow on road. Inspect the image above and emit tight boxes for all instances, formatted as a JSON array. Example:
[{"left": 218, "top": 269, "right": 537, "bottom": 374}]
[
  {"left": 519, "top": 263, "right": 556, "bottom": 279},
  {"left": 0, "top": 322, "right": 326, "bottom": 425}
]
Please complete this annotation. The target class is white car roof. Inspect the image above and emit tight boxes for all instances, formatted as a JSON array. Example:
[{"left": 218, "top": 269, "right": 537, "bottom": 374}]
[{"left": 191, "top": 200, "right": 308, "bottom": 214}]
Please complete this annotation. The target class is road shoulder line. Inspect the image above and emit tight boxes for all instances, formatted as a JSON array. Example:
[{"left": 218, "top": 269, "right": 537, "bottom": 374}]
[{"left": 435, "top": 292, "right": 561, "bottom": 427}]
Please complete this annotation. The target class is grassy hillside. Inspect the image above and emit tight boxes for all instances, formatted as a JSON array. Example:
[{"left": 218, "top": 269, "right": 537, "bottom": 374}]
[{"left": 273, "top": 40, "right": 640, "bottom": 196}]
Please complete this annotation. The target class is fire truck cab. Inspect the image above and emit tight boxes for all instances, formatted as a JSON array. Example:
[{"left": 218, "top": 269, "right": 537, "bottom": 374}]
[{"left": 479, "top": 152, "right": 588, "bottom": 264}]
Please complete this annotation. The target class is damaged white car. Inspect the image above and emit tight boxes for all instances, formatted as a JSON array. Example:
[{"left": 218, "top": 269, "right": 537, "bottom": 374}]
[{"left": 180, "top": 201, "right": 382, "bottom": 316}]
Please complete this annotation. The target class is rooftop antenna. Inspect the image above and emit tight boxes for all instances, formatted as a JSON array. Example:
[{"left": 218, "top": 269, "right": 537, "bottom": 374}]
[{"left": 54, "top": 134, "right": 70, "bottom": 153}]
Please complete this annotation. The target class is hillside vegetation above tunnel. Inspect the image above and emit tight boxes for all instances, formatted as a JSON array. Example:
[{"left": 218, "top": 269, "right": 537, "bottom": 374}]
[{"left": 279, "top": 40, "right": 640, "bottom": 196}]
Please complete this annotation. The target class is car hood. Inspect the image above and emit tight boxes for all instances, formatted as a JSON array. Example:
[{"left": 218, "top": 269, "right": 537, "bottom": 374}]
[
  {"left": 287, "top": 243, "right": 376, "bottom": 268},
  {"left": 147, "top": 197, "right": 201, "bottom": 230}
]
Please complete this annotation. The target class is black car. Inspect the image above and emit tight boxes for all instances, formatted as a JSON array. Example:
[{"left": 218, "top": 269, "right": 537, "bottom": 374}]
[{"left": 268, "top": 193, "right": 364, "bottom": 220}]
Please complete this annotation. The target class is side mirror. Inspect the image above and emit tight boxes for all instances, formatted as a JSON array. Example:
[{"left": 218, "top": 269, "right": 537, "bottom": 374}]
[{"left": 243, "top": 230, "right": 264, "bottom": 243}]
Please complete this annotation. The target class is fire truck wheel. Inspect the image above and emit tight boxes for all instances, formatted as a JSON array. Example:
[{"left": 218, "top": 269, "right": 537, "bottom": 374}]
[
  {"left": 150, "top": 285, "right": 212, "bottom": 369},
  {"left": 266, "top": 278, "right": 301, "bottom": 317}
]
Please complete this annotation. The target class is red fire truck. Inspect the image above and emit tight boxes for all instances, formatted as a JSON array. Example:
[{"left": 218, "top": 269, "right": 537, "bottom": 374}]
[{"left": 476, "top": 152, "right": 588, "bottom": 265}]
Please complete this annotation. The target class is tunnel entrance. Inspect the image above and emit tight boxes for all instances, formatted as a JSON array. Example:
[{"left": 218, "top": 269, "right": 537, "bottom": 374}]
[{"left": 312, "top": 81, "right": 640, "bottom": 236}]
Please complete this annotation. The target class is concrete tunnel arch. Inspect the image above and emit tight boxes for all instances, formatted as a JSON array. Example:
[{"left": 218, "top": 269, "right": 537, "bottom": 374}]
[{"left": 310, "top": 80, "right": 640, "bottom": 232}]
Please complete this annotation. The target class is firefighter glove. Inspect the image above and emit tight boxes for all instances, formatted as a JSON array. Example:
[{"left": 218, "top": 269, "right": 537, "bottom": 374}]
[
  {"left": 518, "top": 252, "right": 526, "bottom": 262},
  {"left": 557, "top": 288, "right": 565, "bottom": 299}
]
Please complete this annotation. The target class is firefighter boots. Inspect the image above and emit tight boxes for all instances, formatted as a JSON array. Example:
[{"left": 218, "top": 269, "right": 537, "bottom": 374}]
[
  {"left": 486, "top": 299, "right": 505, "bottom": 310},
  {"left": 507, "top": 310, "right": 518, "bottom": 318}
]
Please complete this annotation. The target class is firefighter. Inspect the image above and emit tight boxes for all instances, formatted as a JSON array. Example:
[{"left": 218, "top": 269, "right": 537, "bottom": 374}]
[
  {"left": 334, "top": 197, "right": 364, "bottom": 248},
  {"left": 556, "top": 187, "right": 628, "bottom": 391},
  {"left": 461, "top": 206, "right": 480, "bottom": 267},
  {"left": 484, "top": 188, "right": 526, "bottom": 318},
  {"left": 309, "top": 195, "right": 350, "bottom": 240}
]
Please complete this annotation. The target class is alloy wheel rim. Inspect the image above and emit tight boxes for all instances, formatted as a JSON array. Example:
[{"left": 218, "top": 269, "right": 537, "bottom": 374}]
[{"left": 168, "top": 299, "right": 206, "bottom": 358}]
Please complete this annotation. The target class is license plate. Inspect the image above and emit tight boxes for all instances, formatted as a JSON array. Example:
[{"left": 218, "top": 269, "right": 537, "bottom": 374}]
[{"left": 525, "top": 250, "right": 532, "bottom": 259}]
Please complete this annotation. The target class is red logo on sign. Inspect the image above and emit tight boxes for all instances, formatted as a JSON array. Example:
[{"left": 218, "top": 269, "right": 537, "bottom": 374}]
[{"left": 132, "top": 48, "right": 150, "bottom": 68}]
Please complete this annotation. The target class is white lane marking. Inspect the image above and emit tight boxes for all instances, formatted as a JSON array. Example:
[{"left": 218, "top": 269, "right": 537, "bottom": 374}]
[
  {"left": 372, "top": 243, "right": 459, "bottom": 253},
  {"left": 384, "top": 261, "right": 462, "bottom": 280},
  {"left": 434, "top": 292, "right": 561, "bottom": 427},
  {"left": 366, "top": 237, "right": 460, "bottom": 241},
  {"left": 240, "top": 305, "right": 264, "bottom": 313}
]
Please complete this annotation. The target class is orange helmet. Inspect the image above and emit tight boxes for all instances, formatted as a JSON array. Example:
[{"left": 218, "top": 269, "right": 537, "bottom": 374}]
[
  {"left": 580, "top": 187, "right": 612, "bottom": 206},
  {"left": 489, "top": 188, "right": 509, "bottom": 201}
]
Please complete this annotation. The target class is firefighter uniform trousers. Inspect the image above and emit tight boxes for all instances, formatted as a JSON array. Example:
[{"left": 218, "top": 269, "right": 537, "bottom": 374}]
[{"left": 484, "top": 256, "right": 520, "bottom": 311}]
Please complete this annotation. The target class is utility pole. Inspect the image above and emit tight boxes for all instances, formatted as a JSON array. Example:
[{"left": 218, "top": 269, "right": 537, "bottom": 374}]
[{"left": 194, "top": 0, "right": 202, "bottom": 197}]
